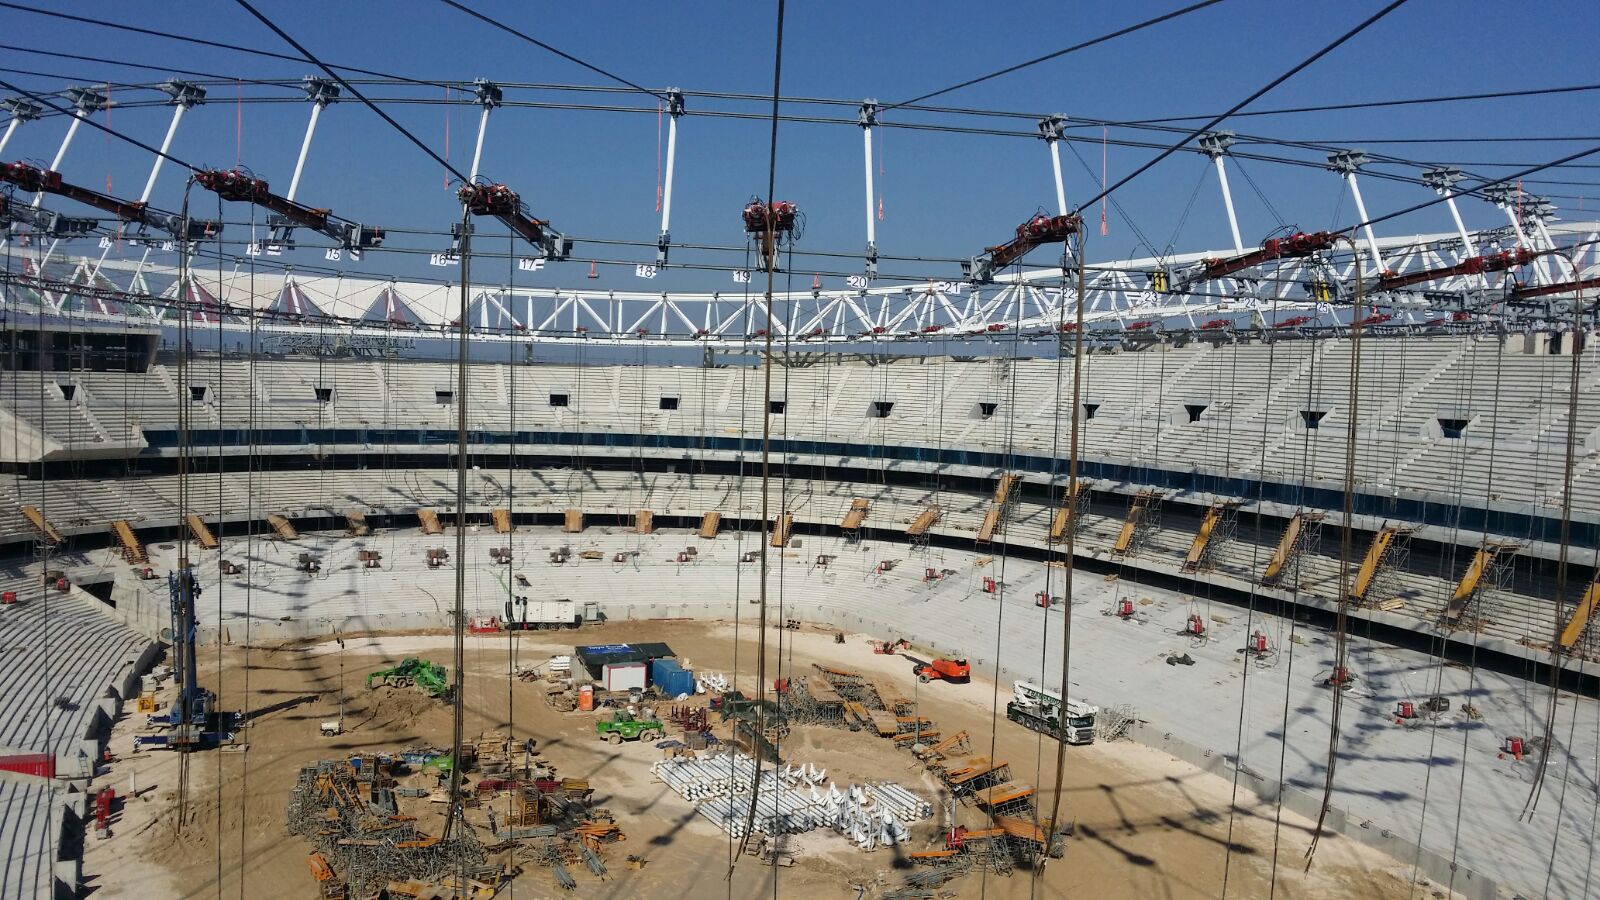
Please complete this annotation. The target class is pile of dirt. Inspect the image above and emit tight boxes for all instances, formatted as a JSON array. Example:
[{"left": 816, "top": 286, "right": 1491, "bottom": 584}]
[{"left": 352, "top": 687, "right": 442, "bottom": 730}]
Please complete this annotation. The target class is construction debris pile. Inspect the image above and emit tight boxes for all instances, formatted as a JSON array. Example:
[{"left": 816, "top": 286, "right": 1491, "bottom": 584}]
[
  {"left": 289, "top": 737, "right": 626, "bottom": 896},
  {"left": 286, "top": 757, "right": 487, "bottom": 898},
  {"left": 652, "top": 751, "right": 932, "bottom": 850}
]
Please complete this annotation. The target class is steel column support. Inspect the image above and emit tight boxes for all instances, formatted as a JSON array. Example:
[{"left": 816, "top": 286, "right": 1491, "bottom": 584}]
[
  {"left": 1528, "top": 200, "right": 1561, "bottom": 284},
  {"left": 286, "top": 77, "right": 340, "bottom": 203},
  {"left": 1344, "top": 173, "right": 1386, "bottom": 274},
  {"left": 0, "top": 115, "right": 24, "bottom": 157},
  {"left": 141, "top": 105, "right": 188, "bottom": 204},
  {"left": 1329, "top": 150, "right": 1386, "bottom": 274},
  {"left": 1423, "top": 167, "right": 1476, "bottom": 258},
  {"left": 860, "top": 100, "right": 880, "bottom": 274},
  {"left": 658, "top": 88, "right": 684, "bottom": 264},
  {"left": 1483, "top": 184, "right": 1551, "bottom": 285},
  {"left": 1201, "top": 132, "right": 1244, "bottom": 254},
  {"left": 139, "top": 81, "right": 205, "bottom": 206},
  {"left": 467, "top": 79, "right": 502, "bottom": 183},
  {"left": 287, "top": 103, "right": 324, "bottom": 204},
  {"left": 34, "top": 107, "right": 90, "bottom": 206},
  {"left": 1037, "top": 114, "right": 1069, "bottom": 218},
  {"left": 1213, "top": 156, "right": 1244, "bottom": 254}
]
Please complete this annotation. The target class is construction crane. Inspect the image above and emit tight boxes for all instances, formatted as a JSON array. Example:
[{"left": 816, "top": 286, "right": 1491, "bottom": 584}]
[
  {"left": 966, "top": 212, "right": 1081, "bottom": 284},
  {"left": 1174, "top": 230, "right": 1338, "bottom": 291},
  {"left": 194, "top": 167, "right": 383, "bottom": 250},
  {"left": 133, "top": 565, "right": 242, "bottom": 750},
  {"left": 1, "top": 161, "right": 220, "bottom": 241},
  {"left": 902, "top": 653, "right": 971, "bottom": 684},
  {"left": 457, "top": 180, "right": 571, "bottom": 260},
  {"left": 1375, "top": 247, "right": 1540, "bottom": 292}
]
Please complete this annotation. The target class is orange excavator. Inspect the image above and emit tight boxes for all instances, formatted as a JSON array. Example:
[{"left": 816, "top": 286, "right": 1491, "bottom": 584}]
[{"left": 905, "top": 654, "right": 971, "bottom": 684}]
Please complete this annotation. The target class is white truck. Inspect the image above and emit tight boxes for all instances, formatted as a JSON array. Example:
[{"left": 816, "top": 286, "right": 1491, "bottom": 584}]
[
  {"left": 1007, "top": 679, "right": 1098, "bottom": 745},
  {"left": 504, "top": 598, "right": 587, "bottom": 630}
]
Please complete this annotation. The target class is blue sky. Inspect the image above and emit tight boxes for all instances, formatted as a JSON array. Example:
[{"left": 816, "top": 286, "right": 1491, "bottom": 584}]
[{"left": 3, "top": 0, "right": 1598, "bottom": 292}]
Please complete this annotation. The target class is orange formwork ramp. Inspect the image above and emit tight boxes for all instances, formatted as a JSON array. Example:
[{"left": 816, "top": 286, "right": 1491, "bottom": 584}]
[
  {"left": 1350, "top": 524, "right": 1414, "bottom": 603},
  {"left": 974, "top": 781, "right": 1036, "bottom": 808},
  {"left": 976, "top": 507, "right": 1001, "bottom": 545},
  {"left": 266, "top": 513, "right": 298, "bottom": 540},
  {"left": 1443, "top": 540, "right": 1521, "bottom": 623},
  {"left": 417, "top": 508, "right": 444, "bottom": 535},
  {"left": 185, "top": 514, "right": 219, "bottom": 549},
  {"left": 993, "top": 473, "right": 1021, "bottom": 505},
  {"left": 1559, "top": 576, "right": 1600, "bottom": 651},
  {"left": 698, "top": 511, "right": 721, "bottom": 539},
  {"left": 994, "top": 814, "right": 1049, "bottom": 844},
  {"left": 1181, "top": 501, "right": 1237, "bottom": 573},
  {"left": 908, "top": 506, "right": 941, "bottom": 538},
  {"left": 770, "top": 512, "right": 793, "bottom": 547},
  {"left": 21, "top": 506, "right": 62, "bottom": 544},
  {"left": 1263, "top": 511, "right": 1315, "bottom": 584},
  {"left": 842, "top": 498, "right": 869, "bottom": 530},
  {"left": 111, "top": 519, "right": 146, "bottom": 564}
]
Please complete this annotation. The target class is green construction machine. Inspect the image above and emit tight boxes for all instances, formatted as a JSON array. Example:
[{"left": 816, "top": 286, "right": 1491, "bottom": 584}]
[
  {"left": 365, "top": 658, "right": 451, "bottom": 699},
  {"left": 595, "top": 710, "right": 662, "bottom": 745}
]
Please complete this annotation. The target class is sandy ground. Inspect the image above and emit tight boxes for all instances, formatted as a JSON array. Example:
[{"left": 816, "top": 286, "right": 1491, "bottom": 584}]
[{"left": 80, "top": 619, "right": 1460, "bottom": 899}]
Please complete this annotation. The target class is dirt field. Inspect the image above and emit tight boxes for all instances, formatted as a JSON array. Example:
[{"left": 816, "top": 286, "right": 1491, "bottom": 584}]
[{"left": 81, "top": 619, "right": 1456, "bottom": 899}]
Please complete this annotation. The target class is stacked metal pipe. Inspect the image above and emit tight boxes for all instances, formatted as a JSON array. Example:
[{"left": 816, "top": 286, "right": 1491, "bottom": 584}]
[{"left": 651, "top": 751, "right": 929, "bottom": 849}]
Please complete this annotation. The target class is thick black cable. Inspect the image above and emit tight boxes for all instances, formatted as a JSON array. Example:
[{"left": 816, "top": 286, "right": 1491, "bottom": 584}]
[
  {"left": 0, "top": 64, "right": 147, "bottom": 88},
  {"left": 730, "top": 0, "right": 785, "bottom": 871},
  {"left": 1076, "top": 0, "right": 1413, "bottom": 213},
  {"left": 1130, "top": 82, "right": 1600, "bottom": 125},
  {"left": 885, "top": 0, "right": 1226, "bottom": 111},
  {"left": 0, "top": 44, "right": 268, "bottom": 84},
  {"left": 435, "top": 0, "right": 665, "bottom": 102},
  {"left": 231, "top": 0, "right": 471, "bottom": 184},
  {"left": 0, "top": 1, "right": 449, "bottom": 88}
]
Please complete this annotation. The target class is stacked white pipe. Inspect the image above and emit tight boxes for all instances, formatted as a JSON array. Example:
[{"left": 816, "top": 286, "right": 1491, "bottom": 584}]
[{"left": 651, "top": 752, "right": 928, "bottom": 849}]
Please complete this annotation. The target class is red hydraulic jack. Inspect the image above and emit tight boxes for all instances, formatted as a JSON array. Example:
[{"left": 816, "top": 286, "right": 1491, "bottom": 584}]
[
  {"left": 1115, "top": 598, "right": 1134, "bottom": 619},
  {"left": 1325, "top": 666, "right": 1355, "bottom": 688},
  {"left": 1394, "top": 701, "right": 1417, "bottom": 724},
  {"left": 924, "top": 567, "right": 941, "bottom": 583},
  {"left": 1036, "top": 591, "right": 1052, "bottom": 608},
  {"left": 1184, "top": 613, "right": 1206, "bottom": 636},
  {"left": 982, "top": 576, "right": 997, "bottom": 594},
  {"left": 1500, "top": 736, "right": 1525, "bottom": 761},
  {"left": 94, "top": 788, "right": 114, "bottom": 839},
  {"left": 1246, "top": 631, "right": 1268, "bottom": 654}
]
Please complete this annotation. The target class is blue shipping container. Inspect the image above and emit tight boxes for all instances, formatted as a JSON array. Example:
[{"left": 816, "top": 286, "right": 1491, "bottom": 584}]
[{"left": 650, "top": 659, "right": 695, "bottom": 698}]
